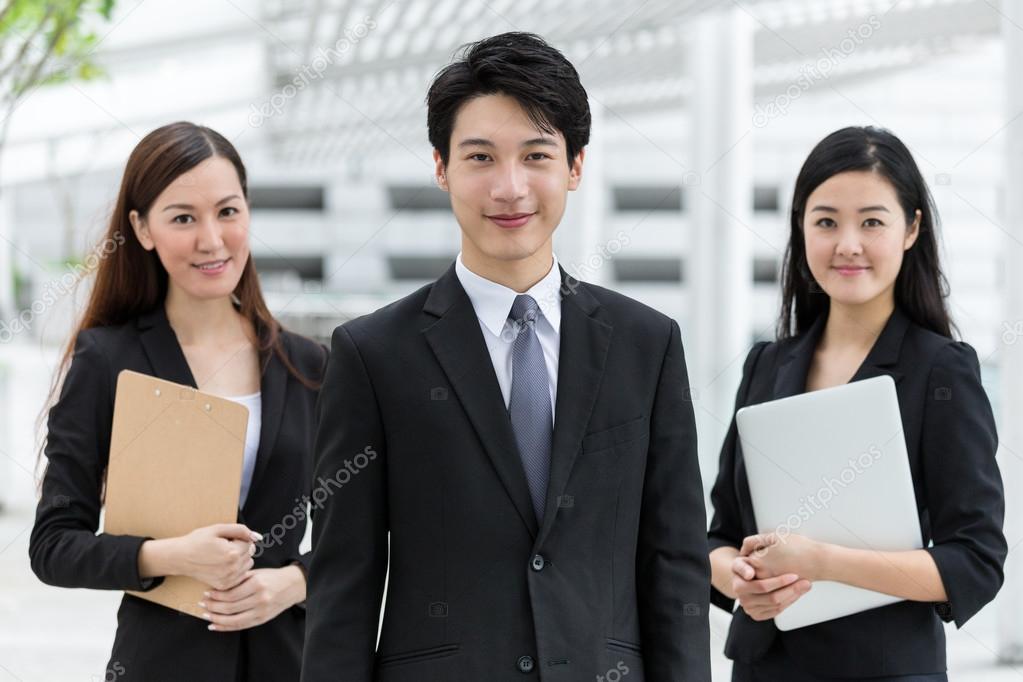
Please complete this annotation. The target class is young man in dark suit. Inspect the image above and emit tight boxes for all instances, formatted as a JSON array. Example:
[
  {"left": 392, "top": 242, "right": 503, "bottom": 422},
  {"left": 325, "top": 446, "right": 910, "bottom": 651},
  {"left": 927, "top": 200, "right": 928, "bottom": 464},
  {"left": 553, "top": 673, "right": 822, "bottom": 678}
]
[{"left": 302, "top": 32, "right": 711, "bottom": 681}]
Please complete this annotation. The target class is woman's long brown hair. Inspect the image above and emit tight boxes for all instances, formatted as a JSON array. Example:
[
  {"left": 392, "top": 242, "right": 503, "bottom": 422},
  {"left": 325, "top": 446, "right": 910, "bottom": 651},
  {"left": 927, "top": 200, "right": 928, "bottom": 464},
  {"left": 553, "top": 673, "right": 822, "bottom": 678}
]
[{"left": 37, "top": 121, "right": 319, "bottom": 477}]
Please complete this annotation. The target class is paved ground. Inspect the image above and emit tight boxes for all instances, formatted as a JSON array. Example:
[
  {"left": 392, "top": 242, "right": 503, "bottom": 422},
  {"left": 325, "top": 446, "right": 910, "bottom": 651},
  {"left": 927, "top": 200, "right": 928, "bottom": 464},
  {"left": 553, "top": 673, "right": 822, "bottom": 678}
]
[{"left": 1, "top": 503, "right": 1022, "bottom": 681}]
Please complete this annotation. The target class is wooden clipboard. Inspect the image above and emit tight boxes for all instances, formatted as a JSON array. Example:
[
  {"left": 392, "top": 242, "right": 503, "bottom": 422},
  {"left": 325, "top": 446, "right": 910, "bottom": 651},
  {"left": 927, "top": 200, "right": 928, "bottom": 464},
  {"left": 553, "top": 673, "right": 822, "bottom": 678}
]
[{"left": 103, "top": 369, "right": 249, "bottom": 618}]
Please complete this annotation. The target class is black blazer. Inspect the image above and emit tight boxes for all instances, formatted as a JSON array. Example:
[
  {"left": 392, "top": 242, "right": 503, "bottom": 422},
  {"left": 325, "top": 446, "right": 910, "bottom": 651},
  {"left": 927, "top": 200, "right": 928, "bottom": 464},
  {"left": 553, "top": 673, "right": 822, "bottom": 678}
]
[
  {"left": 29, "top": 306, "right": 326, "bottom": 682},
  {"left": 708, "top": 307, "right": 1006, "bottom": 677},
  {"left": 302, "top": 264, "right": 712, "bottom": 681}
]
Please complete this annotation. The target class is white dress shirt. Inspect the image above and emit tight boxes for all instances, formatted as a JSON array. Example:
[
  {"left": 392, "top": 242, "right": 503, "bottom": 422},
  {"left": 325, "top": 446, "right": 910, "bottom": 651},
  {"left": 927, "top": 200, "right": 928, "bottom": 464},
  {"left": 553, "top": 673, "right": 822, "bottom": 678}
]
[{"left": 454, "top": 252, "right": 562, "bottom": 423}]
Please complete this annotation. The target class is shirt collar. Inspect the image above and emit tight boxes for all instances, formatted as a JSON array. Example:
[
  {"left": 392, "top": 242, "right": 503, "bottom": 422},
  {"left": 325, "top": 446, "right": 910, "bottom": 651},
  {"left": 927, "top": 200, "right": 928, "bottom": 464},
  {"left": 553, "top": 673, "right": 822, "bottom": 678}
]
[{"left": 455, "top": 252, "right": 563, "bottom": 338}]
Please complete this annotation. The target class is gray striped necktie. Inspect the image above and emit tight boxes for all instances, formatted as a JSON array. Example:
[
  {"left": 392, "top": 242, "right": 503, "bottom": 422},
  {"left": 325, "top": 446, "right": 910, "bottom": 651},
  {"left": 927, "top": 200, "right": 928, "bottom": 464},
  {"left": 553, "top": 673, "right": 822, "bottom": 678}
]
[{"left": 508, "top": 294, "right": 553, "bottom": 524}]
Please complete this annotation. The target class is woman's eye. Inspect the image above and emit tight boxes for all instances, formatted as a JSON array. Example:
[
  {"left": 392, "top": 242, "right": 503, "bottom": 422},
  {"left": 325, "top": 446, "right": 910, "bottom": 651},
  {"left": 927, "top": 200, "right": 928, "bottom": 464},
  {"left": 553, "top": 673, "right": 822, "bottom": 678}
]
[
  {"left": 816, "top": 218, "right": 836, "bottom": 228},
  {"left": 220, "top": 206, "right": 238, "bottom": 217},
  {"left": 172, "top": 214, "right": 194, "bottom": 224},
  {"left": 863, "top": 218, "right": 884, "bottom": 228}
]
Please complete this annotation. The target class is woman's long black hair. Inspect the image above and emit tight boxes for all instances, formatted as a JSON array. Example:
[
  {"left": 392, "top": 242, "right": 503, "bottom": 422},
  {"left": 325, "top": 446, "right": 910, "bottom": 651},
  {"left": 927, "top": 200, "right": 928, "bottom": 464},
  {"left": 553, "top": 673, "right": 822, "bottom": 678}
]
[{"left": 778, "top": 126, "right": 954, "bottom": 339}]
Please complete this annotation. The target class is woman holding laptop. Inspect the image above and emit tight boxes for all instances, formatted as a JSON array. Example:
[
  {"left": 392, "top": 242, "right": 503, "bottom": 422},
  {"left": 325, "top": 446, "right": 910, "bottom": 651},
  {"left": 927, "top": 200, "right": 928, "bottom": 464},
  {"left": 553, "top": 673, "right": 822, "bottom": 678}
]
[
  {"left": 708, "top": 126, "right": 1006, "bottom": 681},
  {"left": 29, "top": 122, "right": 325, "bottom": 681}
]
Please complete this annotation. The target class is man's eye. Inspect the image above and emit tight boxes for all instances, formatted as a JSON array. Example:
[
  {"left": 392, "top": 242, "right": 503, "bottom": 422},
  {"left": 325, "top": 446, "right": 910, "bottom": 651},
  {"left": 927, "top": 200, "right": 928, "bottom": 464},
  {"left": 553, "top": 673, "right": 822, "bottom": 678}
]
[{"left": 469, "top": 153, "right": 490, "bottom": 162}]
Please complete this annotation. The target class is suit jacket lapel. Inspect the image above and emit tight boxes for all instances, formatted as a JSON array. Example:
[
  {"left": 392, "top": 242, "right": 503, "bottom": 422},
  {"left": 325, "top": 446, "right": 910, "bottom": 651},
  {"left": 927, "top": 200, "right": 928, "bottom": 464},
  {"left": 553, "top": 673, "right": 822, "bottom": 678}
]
[
  {"left": 848, "top": 308, "right": 908, "bottom": 385},
  {"left": 773, "top": 315, "right": 824, "bottom": 399},
  {"left": 537, "top": 269, "right": 611, "bottom": 544},
  {"left": 137, "top": 306, "right": 198, "bottom": 388},
  {"left": 422, "top": 265, "right": 540, "bottom": 539}
]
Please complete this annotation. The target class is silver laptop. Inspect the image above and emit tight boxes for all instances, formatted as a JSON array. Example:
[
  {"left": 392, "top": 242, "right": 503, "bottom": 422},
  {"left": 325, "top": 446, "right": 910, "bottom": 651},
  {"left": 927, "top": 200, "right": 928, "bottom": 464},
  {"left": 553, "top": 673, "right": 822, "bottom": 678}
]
[{"left": 735, "top": 375, "right": 922, "bottom": 631}]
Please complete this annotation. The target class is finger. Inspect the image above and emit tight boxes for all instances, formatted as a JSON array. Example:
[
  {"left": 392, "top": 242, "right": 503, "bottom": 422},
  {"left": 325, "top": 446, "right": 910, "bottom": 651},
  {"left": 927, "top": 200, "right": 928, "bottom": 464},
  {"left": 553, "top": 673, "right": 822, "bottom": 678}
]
[
  {"left": 739, "top": 582, "right": 797, "bottom": 609},
  {"left": 745, "top": 554, "right": 773, "bottom": 579},
  {"left": 211, "top": 524, "right": 263, "bottom": 543},
  {"left": 739, "top": 534, "right": 768, "bottom": 556},
  {"left": 769, "top": 580, "right": 813, "bottom": 608},
  {"left": 749, "top": 573, "right": 800, "bottom": 594},
  {"left": 771, "top": 580, "right": 813, "bottom": 615},
  {"left": 220, "top": 564, "right": 254, "bottom": 591},
  {"left": 204, "top": 608, "right": 260, "bottom": 632},
  {"left": 202, "top": 593, "right": 259, "bottom": 616},
  {"left": 226, "top": 539, "right": 254, "bottom": 558},
  {"left": 731, "top": 556, "right": 756, "bottom": 581},
  {"left": 205, "top": 575, "right": 257, "bottom": 603}
]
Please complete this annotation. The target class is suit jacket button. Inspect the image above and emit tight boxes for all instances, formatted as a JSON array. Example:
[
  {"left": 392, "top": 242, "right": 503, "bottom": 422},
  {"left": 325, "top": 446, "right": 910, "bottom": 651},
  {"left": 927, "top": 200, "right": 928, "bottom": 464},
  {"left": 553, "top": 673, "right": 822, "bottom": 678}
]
[
  {"left": 517, "top": 655, "right": 535, "bottom": 673},
  {"left": 531, "top": 554, "right": 545, "bottom": 572}
]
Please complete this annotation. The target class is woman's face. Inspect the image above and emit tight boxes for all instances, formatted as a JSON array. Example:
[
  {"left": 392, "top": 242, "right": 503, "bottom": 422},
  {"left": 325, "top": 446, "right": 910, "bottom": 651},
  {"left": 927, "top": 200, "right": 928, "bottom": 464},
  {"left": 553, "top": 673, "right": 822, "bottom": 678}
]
[
  {"left": 802, "top": 170, "right": 921, "bottom": 308},
  {"left": 130, "top": 156, "right": 250, "bottom": 302}
]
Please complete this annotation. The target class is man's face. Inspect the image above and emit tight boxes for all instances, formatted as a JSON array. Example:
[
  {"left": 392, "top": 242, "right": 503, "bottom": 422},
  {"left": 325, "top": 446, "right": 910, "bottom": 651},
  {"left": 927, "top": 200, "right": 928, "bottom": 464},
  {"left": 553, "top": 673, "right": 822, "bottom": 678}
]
[{"left": 435, "top": 93, "right": 583, "bottom": 269}]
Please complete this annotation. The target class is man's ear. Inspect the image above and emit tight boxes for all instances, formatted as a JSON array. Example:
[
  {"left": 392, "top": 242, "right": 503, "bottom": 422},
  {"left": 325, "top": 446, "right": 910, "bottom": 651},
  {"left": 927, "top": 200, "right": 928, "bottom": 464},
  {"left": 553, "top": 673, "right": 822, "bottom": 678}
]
[
  {"left": 129, "top": 210, "right": 155, "bottom": 251},
  {"left": 568, "top": 147, "right": 585, "bottom": 191},
  {"left": 904, "top": 208, "right": 922, "bottom": 251},
  {"left": 433, "top": 149, "right": 449, "bottom": 192}
]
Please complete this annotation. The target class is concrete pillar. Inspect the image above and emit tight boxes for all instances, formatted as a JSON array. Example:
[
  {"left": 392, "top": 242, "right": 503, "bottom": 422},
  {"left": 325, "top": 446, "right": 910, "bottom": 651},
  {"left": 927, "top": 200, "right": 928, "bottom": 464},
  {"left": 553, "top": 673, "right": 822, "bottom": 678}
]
[{"left": 689, "top": 6, "right": 755, "bottom": 484}]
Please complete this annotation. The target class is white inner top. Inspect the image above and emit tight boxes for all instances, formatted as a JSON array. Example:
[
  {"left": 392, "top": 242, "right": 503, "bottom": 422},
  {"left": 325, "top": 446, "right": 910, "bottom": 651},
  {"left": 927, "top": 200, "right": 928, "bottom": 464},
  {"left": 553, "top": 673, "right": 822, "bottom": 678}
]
[{"left": 224, "top": 391, "right": 262, "bottom": 508}]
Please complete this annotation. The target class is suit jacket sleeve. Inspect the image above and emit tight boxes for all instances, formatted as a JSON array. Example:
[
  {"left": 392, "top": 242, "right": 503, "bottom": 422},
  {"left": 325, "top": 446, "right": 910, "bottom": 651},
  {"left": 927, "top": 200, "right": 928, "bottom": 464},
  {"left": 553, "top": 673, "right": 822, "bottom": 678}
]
[
  {"left": 28, "top": 329, "right": 163, "bottom": 592},
  {"left": 921, "top": 341, "right": 1006, "bottom": 627},
  {"left": 707, "top": 341, "right": 768, "bottom": 612},
  {"left": 301, "top": 325, "right": 388, "bottom": 681},
  {"left": 636, "top": 318, "right": 711, "bottom": 681}
]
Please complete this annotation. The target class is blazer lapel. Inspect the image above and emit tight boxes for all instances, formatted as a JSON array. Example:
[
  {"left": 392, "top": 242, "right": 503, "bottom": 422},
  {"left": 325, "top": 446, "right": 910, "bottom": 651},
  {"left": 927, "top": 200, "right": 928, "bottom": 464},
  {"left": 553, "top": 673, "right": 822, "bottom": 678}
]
[
  {"left": 537, "top": 269, "right": 611, "bottom": 544},
  {"left": 422, "top": 265, "right": 540, "bottom": 539},
  {"left": 137, "top": 306, "right": 198, "bottom": 388},
  {"left": 773, "top": 315, "right": 824, "bottom": 399},
  {"left": 244, "top": 335, "right": 288, "bottom": 513},
  {"left": 848, "top": 308, "right": 908, "bottom": 385}
]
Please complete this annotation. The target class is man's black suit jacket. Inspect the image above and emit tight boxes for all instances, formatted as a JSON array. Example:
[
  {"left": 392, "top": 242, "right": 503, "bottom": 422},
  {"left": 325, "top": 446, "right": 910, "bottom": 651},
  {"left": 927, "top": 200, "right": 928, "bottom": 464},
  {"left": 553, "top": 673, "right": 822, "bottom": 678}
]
[{"left": 302, "top": 264, "right": 712, "bottom": 681}]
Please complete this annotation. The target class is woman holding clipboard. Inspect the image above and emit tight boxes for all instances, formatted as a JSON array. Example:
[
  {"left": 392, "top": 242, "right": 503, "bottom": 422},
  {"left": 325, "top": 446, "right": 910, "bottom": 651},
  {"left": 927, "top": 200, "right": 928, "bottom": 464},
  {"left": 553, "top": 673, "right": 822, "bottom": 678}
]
[
  {"left": 707, "top": 126, "right": 1006, "bottom": 681},
  {"left": 29, "top": 122, "right": 326, "bottom": 681}
]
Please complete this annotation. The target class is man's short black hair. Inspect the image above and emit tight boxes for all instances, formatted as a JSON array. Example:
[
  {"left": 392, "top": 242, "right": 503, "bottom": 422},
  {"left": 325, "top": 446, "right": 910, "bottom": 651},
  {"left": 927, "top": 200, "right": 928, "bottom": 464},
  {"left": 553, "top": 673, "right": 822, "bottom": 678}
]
[{"left": 427, "top": 32, "right": 591, "bottom": 168}]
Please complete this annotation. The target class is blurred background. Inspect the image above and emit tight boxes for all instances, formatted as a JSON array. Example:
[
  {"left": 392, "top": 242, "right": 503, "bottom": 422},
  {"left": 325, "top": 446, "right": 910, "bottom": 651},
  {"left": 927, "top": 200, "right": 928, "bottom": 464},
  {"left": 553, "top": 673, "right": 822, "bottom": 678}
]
[{"left": 0, "top": 0, "right": 1021, "bottom": 679}]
